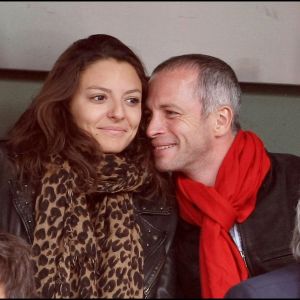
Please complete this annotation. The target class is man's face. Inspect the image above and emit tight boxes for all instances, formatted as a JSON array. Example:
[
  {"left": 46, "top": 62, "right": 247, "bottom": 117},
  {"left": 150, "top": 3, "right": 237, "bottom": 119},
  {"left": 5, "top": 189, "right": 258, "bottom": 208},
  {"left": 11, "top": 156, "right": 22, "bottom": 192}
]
[{"left": 146, "top": 68, "right": 215, "bottom": 177}]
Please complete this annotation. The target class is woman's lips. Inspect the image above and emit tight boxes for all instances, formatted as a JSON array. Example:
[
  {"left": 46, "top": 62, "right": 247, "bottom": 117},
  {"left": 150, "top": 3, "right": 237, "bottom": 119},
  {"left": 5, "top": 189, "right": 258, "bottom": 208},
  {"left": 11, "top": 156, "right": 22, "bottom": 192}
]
[{"left": 98, "top": 126, "right": 127, "bottom": 135}]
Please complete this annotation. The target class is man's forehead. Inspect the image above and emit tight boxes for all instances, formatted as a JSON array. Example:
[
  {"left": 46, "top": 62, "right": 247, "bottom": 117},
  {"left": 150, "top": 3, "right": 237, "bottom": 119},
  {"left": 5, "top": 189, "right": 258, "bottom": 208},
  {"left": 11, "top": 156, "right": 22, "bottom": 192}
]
[
  {"left": 150, "top": 67, "right": 197, "bottom": 81},
  {"left": 148, "top": 68, "right": 198, "bottom": 100}
]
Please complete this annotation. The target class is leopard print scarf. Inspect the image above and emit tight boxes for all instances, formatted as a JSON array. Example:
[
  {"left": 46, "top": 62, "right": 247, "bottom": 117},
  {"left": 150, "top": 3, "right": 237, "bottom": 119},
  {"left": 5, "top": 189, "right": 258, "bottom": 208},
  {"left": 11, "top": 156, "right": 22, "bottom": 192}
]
[{"left": 32, "top": 154, "right": 150, "bottom": 298}]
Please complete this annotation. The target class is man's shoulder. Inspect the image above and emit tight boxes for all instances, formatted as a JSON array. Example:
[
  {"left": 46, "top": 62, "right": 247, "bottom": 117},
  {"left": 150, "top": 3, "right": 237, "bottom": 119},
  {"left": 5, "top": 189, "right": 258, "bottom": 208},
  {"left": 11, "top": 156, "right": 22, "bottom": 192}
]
[
  {"left": 268, "top": 151, "right": 300, "bottom": 168},
  {"left": 266, "top": 151, "right": 300, "bottom": 183}
]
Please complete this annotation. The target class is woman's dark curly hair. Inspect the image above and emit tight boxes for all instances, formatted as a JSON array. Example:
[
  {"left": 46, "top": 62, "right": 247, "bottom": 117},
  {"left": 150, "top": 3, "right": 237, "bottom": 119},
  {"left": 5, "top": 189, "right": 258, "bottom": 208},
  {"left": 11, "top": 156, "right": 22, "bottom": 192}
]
[{"left": 6, "top": 34, "right": 169, "bottom": 195}]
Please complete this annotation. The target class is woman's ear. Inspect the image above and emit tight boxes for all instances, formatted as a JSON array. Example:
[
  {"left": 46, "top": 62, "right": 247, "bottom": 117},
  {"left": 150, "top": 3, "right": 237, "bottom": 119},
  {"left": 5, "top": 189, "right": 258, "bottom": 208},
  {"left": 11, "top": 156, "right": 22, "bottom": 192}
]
[{"left": 214, "top": 106, "right": 233, "bottom": 137}]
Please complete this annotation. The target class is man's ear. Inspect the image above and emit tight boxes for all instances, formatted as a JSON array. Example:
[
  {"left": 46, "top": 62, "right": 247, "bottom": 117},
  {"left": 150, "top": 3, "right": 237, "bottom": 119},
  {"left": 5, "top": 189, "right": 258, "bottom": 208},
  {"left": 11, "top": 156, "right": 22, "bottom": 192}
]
[{"left": 214, "top": 106, "right": 233, "bottom": 136}]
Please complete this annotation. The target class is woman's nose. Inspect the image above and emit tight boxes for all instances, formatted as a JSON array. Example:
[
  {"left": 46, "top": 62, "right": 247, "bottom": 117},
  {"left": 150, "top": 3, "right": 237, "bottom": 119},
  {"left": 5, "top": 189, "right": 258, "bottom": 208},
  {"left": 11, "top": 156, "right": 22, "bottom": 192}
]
[{"left": 107, "top": 100, "right": 125, "bottom": 120}]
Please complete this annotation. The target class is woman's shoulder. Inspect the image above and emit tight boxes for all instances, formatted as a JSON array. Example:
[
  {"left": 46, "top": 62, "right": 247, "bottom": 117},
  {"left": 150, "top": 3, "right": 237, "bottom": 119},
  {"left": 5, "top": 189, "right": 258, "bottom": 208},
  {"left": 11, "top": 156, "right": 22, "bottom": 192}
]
[
  {"left": 0, "top": 139, "right": 7, "bottom": 154},
  {"left": 0, "top": 139, "right": 9, "bottom": 165},
  {"left": 0, "top": 139, "right": 17, "bottom": 180}
]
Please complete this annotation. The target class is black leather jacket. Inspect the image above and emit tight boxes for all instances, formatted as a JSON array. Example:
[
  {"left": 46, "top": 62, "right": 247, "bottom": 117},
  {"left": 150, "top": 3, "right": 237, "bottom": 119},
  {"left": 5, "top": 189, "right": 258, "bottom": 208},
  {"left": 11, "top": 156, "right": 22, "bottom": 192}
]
[
  {"left": 0, "top": 147, "right": 178, "bottom": 298},
  {"left": 175, "top": 152, "right": 300, "bottom": 298}
]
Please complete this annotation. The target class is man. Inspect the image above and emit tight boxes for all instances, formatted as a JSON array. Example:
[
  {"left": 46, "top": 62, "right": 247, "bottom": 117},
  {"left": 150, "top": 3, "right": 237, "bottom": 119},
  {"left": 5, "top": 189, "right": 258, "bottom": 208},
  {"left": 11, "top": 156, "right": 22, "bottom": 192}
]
[
  {"left": 0, "top": 231, "right": 37, "bottom": 298},
  {"left": 225, "top": 198, "right": 300, "bottom": 298},
  {"left": 146, "top": 54, "right": 300, "bottom": 298}
]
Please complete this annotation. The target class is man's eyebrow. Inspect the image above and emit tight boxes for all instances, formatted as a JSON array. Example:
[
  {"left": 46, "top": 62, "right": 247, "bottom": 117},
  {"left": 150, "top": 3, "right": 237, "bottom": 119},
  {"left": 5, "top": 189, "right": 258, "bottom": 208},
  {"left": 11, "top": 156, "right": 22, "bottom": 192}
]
[
  {"left": 159, "top": 104, "right": 181, "bottom": 110},
  {"left": 145, "top": 103, "right": 182, "bottom": 110}
]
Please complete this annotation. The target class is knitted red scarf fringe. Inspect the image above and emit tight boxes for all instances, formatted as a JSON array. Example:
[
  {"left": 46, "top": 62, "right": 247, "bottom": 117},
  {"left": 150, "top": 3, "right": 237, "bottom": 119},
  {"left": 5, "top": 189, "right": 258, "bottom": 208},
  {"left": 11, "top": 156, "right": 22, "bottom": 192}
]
[{"left": 176, "top": 130, "right": 271, "bottom": 298}]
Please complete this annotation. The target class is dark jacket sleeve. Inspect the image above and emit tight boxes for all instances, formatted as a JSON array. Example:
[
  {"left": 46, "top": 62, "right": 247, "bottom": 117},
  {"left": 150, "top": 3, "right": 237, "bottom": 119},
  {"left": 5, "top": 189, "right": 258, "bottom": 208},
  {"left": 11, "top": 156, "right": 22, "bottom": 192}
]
[
  {"left": 154, "top": 194, "right": 178, "bottom": 299},
  {"left": 154, "top": 241, "right": 177, "bottom": 298},
  {"left": 136, "top": 189, "right": 178, "bottom": 298}
]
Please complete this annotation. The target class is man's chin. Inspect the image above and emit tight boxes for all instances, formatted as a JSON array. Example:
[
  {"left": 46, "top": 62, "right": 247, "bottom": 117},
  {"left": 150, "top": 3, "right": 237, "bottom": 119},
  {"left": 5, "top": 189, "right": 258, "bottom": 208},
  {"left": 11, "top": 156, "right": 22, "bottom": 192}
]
[{"left": 154, "top": 160, "right": 173, "bottom": 172}]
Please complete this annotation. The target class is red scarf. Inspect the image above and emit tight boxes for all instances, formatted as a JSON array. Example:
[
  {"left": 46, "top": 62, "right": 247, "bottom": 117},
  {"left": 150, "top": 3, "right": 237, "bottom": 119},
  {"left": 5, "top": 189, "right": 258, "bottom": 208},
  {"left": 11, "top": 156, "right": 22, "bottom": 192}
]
[{"left": 176, "top": 130, "right": 271, "bottom": 298}]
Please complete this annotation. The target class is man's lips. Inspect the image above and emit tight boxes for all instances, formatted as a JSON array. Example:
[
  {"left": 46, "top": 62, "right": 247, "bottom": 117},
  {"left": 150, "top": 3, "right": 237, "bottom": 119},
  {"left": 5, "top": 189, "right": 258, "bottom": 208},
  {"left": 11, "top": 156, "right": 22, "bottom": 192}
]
[{"left": 152, "top": 143, "right": 177, "bottom": 150}]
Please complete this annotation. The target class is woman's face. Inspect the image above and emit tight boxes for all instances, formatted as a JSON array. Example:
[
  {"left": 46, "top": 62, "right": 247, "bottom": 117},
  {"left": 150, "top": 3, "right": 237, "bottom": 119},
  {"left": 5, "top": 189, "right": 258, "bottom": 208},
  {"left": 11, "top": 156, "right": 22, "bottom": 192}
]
[
  {"left": 70, "top": 59, "right": 142, "bottom": 153},
  {"left": 0, "top": 283, "right": 5, "bottom": 298}
]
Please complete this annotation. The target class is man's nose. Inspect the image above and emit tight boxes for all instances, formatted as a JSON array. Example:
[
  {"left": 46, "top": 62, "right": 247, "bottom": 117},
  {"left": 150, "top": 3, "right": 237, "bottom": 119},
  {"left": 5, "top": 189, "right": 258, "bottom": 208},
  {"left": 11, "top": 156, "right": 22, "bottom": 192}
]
[{"left": 146, "top": 113, "right": 165, "bottom": 138}]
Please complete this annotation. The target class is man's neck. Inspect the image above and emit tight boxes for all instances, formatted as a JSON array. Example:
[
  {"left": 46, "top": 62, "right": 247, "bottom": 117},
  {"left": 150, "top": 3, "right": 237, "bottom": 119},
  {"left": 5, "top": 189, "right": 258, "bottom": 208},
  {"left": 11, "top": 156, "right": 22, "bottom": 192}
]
[{"left": 185, "top": 133, "right": 236, "bottom": 186}]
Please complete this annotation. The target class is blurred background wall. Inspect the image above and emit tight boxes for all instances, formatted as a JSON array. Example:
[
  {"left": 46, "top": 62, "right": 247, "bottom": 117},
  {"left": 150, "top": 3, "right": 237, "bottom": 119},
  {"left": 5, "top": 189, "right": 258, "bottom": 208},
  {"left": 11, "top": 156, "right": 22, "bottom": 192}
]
[{"left": 0, "top": 2, "right": 299, "bottom": 155}]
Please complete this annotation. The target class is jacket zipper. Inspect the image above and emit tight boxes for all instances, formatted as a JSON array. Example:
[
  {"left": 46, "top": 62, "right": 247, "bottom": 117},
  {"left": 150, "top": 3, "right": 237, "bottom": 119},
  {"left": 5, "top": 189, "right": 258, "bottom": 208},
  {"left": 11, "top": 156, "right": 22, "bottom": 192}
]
[{"left": 235, "top": 223, "right": 250, "bottom": 271}]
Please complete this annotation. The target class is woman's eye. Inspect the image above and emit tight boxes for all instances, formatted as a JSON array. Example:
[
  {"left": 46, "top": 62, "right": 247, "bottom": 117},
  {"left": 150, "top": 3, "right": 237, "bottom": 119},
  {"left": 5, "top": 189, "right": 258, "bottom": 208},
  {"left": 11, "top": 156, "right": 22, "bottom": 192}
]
[
  {"left": 92, "top": 95, "right": 106, "bottom": 102},
  {"left": 126, "top": 97, "right": 141, "bottom": 106}
]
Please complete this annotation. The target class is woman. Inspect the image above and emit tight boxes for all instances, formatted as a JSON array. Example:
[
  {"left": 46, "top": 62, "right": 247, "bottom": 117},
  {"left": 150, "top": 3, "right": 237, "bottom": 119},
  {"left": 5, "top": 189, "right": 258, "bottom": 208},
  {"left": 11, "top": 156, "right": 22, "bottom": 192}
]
[{"left": 0, "top": 34, "right": 177, "bottom": 298}]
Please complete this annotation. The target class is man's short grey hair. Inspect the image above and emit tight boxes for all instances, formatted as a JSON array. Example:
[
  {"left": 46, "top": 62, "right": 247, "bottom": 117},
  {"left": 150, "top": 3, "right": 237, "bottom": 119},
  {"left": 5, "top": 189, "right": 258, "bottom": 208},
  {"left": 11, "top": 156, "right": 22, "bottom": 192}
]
[
  {"left": 152, "top": 54, "right": 242, "bottom": 132},
  {"left": 291, "top": 199, "right": 300, "bottom": 261}
]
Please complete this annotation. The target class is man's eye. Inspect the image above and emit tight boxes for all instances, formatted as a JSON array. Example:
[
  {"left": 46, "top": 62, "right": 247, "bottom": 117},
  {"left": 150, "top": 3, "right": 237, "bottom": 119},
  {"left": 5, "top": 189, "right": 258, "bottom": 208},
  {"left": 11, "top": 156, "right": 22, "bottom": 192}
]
[
  {"left": 165, "top": 110, "right": 178, "bottom": 117},
  {"left": 144, "top": 110, "right": 152, "bottom": 122},
  {"left": 126, "top": 97, "right": 141, "bottom": 106}
]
